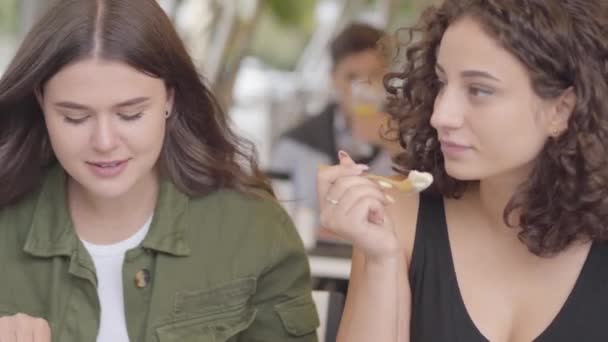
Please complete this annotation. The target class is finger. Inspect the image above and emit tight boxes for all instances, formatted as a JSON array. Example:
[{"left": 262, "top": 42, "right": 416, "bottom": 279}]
[
  {"left": 0, "top": 317, "right": 16, "bottom": 342},
  {"left": 32, "top": 318, "right": 50, "bottom": 342},
  {"left": 324, "top": 175, "right": 382, "bottom": 207},
  {"left": 328, "top": 197, "right": 387, "bottom": 241},
  {"left": 15, "top": 314, "right": 33, "bottom": 342},
  {"left": 15, "top": 326, "right": 33, "bottom": 342},
  {"left": 317, "top": 164, "right": 368, "bottom": 203},
  {"left": 338, "top": 150, "right": 356, "bottom": 167},
  {"left": 334, "top": 184, "right": 394, "bottom": 217},
  {"left": 321, "top": 177, "right": 383, "bottom": 228},
  {"left": 320, "top": 183, "right": 385, "bottom": 231},
  {"left": 346, "top": 197, "right": 388, "bottom": 230},
  {"left": 320, "top": 178, "right": 392, "bottom": 231}
]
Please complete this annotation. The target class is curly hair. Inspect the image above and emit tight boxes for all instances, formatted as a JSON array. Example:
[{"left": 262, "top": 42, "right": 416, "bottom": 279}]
[{"left": 384, "top": 0, "right": 608, "bottom": 256}]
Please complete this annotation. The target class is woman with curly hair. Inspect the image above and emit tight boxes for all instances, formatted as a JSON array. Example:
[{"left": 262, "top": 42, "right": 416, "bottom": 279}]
[{"left": 317, "top": 0, "right": 608, "bottom": 341}]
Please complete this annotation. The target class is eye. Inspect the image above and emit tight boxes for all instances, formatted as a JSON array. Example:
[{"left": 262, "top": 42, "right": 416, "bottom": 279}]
[
  {"left": 469, "top": 85, "right": 493, "bottom": 97},
  {"left": 118, "top": 112, "right": 144, "bottom": 121},
  {"left": 63, "top": 115, "right": 89, "bottom": 124}
]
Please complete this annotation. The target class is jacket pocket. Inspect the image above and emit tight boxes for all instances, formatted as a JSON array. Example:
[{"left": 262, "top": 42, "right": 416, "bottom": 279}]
[
  {"left": 275, "top": 293, "right": 320, "bottom": 337},
  {"left": 156, "top": 278, "right": 257, "bottom": 342}
]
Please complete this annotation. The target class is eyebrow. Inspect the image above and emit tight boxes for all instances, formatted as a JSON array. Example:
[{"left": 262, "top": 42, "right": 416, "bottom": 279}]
[
  {"left": 435, "top": 64, "right": 501, "bottom": 82},
  {"left": 53, "top": 96, "right": 150, "bottom": 111}
]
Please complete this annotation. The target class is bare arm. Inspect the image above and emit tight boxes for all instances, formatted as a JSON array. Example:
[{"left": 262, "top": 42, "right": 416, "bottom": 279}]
[
  {"left": 337, "top": 249, "right": 410, "bottom": 342},
  {"left": 317, "top": 152, "right": 419, "bottom": 342}
]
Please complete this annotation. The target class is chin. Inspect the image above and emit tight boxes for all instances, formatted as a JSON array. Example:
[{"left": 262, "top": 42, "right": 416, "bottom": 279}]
[
  {"left": 73, "top": 172, "right": 139, "bottom": 200},
  {"left": 84, "top": 182, "right": 134, "bottom": 199},
  {"left": 443, "top": 162, "right": 483, "bottom": 181},
  {"left": 65, "top": 160, "right": 157, "bottom": 200}
]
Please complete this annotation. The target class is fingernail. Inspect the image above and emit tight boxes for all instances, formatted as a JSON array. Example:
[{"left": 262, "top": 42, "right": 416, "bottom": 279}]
[
  {"left": 385, "top": 194, "right": 395, "bottom": 204},
  {"left": 355, "top": 164, "right": 369, "bottom": 171},
  {"left": 377, "top": 180, "right": 393, "bottom": 189},
  {"left": 338, "top": 150, "right": 350, "bottom": 160}
]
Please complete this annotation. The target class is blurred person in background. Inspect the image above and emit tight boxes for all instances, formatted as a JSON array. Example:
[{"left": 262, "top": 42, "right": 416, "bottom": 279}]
[
  {"left": 271, "top": 23, "right": 397, "bottom": 248},
  {"left": 0, "top": 0, "right": 318, "bottom": 341}
]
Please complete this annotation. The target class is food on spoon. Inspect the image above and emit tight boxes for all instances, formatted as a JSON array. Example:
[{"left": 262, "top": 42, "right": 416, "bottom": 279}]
[
  {"left": 319, "top": 165, "right": 434, "bottom": 193},
  {"left": 366, "top": 171, "right": 433, "bottom": 193}
]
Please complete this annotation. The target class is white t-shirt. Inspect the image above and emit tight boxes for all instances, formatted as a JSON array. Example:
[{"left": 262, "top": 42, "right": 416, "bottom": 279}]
[{"left": 81, "top": 217, "right": 152, "bottom": 342}]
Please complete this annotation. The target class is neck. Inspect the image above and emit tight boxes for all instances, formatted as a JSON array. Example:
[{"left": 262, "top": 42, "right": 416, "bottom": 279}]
[
  {"left": 68, "top": 171, "right": 159, "bottom": 244},
  {"left": 475, "top": 167, "right": 531, "bottom": 231}
]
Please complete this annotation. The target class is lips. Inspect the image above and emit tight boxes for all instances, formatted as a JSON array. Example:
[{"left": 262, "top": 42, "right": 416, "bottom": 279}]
[
  {"left": 89, "top": 161, "right": 125, "bottom": 168},
  {"left": 90, "top": 161, "right": 124, "bottom": 169},
  {"left": 439, "top": 139, "right": 470, "bottom": 149},
  {"left": 438, "top": 138, "right": 472, "bottom": 158},
  {"left": 86, "top": 159, "right": 130, "bottom": 178}
]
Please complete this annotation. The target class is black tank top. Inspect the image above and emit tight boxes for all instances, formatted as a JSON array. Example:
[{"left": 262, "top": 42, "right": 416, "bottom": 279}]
[{"left": 409, "top": 193, "right": 608, "bottom": 341}]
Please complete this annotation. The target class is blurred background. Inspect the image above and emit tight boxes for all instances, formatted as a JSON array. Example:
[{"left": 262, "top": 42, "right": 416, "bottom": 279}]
[{"left": 0, "top": 0, "right": 437, "bottom": 166}]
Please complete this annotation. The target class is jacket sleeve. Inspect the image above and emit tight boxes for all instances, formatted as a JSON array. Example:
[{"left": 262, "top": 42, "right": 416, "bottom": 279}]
[{"left": 239, "top": 207, "right": 320, "bottom": 342}]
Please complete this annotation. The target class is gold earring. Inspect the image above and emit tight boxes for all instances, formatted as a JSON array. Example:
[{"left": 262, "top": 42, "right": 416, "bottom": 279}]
[{"left": 551, "top": 127, "right": 560, "bottom": 138}]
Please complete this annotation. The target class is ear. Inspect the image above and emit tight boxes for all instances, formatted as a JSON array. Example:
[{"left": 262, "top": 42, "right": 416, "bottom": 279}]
[
  {"left": 165, "top": 87, "right": 175, "bottom": 115},
  {"left": 34, "top": 87, "right": 44, "bottom": 108},
  {"left": 547, "top": 87, "right": 576, "bottom": 137}
]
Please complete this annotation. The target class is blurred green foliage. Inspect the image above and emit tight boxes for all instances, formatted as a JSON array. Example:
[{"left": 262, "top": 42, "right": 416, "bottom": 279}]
[
  {"left": 0, "top": 0, "right": 18, "bottom": 34},
  {"left": 249, "top": 0, "right": 317, "bottom": 70},
  {"left": 266, "top": 0, "right": 316, "bottom": 30},
  {"left": 248, "top": 0, "right": 430, "bottom": 70}
]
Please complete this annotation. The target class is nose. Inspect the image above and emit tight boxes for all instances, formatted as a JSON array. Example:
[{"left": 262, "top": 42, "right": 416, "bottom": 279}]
[
  {"left": 430, "top": 87, "right": 465, "bottom": 131},
  {"left": 91, "top": 116, "right": 119, "bottom": 152}
]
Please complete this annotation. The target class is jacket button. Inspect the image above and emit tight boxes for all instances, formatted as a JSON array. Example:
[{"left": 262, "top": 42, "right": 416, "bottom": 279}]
[{"left": 135, "top": 269, "right": 151, "bottom": 288}]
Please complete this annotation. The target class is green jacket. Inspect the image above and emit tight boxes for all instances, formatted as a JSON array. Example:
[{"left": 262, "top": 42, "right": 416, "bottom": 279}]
[{"left": 0, "top": 166, "right": 319, "bottom": 341}]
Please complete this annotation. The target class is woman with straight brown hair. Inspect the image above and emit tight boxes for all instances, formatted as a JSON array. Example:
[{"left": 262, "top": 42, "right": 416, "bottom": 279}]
[{"left": 0, "top": 0, "right": 319, "bottom": 341}]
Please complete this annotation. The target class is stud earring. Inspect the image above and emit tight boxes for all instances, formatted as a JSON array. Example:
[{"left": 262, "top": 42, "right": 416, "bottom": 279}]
[{"left": 551, "top": 127, "right": 561, "bottom": 138}]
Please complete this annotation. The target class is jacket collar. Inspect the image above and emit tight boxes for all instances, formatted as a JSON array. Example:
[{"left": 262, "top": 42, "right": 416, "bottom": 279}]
[{"left": 23, "top": 164, "right": 191, "bottom": 258}]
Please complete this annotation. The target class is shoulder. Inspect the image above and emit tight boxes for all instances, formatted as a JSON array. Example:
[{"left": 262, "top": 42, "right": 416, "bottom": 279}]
[
  {"left": 186, "top": 188, "right": 298, "bottom": 244},
  {"left": 189, "top": 189, "right": 287, "bottom": 221},
  {"left": 0, "top": 189, "right": 40, "bottom": 220},
  {"left": 271, "top": 106, "right": 336, "bottom": 170},
  {"left": 0, "top": 187, "right": 43, "bottom": 243},
  {"left": 277, "top": 105, "right": 337, "bottom": 157},
  {"left": 0, "top": 163, "right": 62, "bottom": 223},
  {"left": 271, "top": 138, "right": 330, "bottom": 167},
  {"left": 282, "top": 104, "right": 336, "bottom": 140},
  {"left": 182, "top": 189, "right": 307, "bottom": 275}
]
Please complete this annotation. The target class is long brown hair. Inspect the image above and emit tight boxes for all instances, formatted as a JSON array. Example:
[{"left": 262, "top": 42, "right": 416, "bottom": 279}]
[
  {"left": 385, "top": 0, "right": 608, "bottom": 256},
  {"left": 0, "top": 0, "right": 272, "bottom": 207}
]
